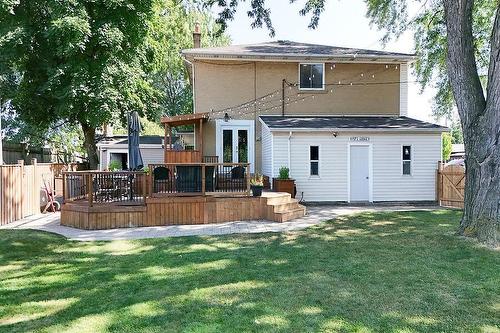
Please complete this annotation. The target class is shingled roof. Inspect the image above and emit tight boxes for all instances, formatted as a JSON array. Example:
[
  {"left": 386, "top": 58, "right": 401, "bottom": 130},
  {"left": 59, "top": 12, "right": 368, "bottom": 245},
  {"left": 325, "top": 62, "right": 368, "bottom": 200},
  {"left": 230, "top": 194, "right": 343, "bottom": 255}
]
[
  {"left": 259, "top": 116, "right": 448, "bottom": 132},
  {"left": 183, "top": 40, "right": 416, "bottom": 62}
]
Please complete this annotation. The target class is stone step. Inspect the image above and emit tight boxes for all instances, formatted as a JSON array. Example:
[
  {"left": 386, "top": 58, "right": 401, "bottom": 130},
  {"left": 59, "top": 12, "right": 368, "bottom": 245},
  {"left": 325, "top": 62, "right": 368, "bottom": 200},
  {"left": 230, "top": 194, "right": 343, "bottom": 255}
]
[{"left": 273, "top": 205, "right": 306, "bottom": 222}]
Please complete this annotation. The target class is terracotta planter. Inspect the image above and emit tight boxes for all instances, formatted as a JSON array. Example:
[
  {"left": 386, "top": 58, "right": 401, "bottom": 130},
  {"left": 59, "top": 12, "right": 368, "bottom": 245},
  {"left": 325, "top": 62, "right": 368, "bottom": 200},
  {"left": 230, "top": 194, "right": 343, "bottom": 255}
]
[{"left": 272, "top": 178, "right": 295, "bottom": 198}]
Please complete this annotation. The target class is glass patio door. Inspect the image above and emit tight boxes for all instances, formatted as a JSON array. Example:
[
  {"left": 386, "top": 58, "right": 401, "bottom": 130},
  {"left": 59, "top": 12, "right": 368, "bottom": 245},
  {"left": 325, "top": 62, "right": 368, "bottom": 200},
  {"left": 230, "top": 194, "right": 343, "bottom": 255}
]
[{"left": 222, "top": 128, "right": 249, "bottom": 164}]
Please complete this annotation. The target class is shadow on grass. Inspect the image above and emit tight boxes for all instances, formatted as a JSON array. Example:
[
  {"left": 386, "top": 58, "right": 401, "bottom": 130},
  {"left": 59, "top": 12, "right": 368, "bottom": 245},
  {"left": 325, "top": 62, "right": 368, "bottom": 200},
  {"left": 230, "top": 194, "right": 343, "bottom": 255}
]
[{"left": 0, "top": 210, "right": 499, "bottom": 332}]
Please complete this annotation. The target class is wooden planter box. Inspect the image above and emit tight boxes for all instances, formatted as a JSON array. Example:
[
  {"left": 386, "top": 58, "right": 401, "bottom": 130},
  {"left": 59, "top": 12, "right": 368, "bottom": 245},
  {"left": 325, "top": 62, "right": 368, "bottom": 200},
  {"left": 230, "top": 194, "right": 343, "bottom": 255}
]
[{"left": 272, "top": 178, "right": 295, "bottom": 198}]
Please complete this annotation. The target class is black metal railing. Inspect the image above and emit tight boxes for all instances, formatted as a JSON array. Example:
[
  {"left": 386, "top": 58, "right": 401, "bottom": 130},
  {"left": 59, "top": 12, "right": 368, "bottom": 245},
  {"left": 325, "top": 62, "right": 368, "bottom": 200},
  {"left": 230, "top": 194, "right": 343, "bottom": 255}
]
[
  {"left": 149, "top": 163, "right": 250, "bottom": 196},
  {"left": 63, "top": 171, "right": 147, "bottom": 206}
]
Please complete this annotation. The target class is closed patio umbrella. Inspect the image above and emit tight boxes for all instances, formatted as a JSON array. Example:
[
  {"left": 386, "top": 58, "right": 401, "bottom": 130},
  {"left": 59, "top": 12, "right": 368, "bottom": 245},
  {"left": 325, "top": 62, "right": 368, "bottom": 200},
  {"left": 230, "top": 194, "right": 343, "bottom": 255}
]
[
  {"left": 128, "top": 111, "right": 144, "bottom": 171},
  {"left": 127, "top": 111, "right": 143, "bottom": 201}
]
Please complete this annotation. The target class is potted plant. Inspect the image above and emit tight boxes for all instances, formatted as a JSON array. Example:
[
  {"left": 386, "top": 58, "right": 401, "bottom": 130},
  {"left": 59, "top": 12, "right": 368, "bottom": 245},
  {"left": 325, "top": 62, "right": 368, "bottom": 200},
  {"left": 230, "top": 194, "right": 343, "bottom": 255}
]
[
  {"left": 250, "top": 173, "right": 264, "bottom": 197},
  {"left": 273, "top": 166, "right": 296, "bottom": 198}
]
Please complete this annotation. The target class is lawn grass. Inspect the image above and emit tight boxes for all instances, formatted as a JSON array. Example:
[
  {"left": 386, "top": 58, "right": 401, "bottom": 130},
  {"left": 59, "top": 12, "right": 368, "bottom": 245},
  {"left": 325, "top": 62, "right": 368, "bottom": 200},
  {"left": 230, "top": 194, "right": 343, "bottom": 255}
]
[{"left": 0, "top": 210, "right": 499, "bottom": 332}]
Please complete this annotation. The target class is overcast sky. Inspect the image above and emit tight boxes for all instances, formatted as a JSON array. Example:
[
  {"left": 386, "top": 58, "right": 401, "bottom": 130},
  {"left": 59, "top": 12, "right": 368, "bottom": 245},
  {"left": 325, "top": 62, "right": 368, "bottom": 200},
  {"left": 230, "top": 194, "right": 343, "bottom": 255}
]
[{"left": 214, "top": 0, "right": 437, "bottom": 122}]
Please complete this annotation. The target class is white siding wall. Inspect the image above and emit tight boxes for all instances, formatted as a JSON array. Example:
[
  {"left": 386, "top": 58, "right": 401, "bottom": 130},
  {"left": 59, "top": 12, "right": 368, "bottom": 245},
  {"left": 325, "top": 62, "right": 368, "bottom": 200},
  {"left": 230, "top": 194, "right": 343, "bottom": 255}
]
[
  {"left": 141, "top": 147, "right": 164, "bottom": 166},
  {"left": 261, "top": 124, "right": 273, "bottom": 178},
  {"left": 98, "top": 146, "right": 164, "bottom": 170},
  {"left": 272, "top": 134, "right": 290, "bottom": 179},
  {"left": 372, "top": 134, "right": 441, "bottom": 201},
  {"left": 271, "top": 131, "right": 441, "bottom": 202}
]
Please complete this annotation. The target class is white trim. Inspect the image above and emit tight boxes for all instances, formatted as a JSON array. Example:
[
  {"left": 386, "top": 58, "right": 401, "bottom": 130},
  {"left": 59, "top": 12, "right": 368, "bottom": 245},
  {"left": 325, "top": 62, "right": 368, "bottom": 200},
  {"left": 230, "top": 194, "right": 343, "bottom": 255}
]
[
  {"left": 97, "top": 143, "right": 163, "bottom": 149},
  {"left": 184, "top": 54, "right": 416, "bottom": 64},
  {"left": 347, "top": 143, "right": 373, "bottom": 203},
  {"left": 401, "top": 144, "right": 413, "bottom": 176},
  {"left": 399, "top": 63, "right": 408, "bottom": 116},
  {"left": 270, "top": 133, "right": 274, "bottom": 180},
  {"left": 105, "top": 148, "right": 129, "bottom": 170},
  {"left": 216, "top": 119, "right": 255, "bottom": 173},
  {"left": 266, "top": 127, "right": 449, "bottom": 133},
  {"left": 298, "top": 63, "right": 325, "bottom": 91},
  {"left": 309, "top": 144, "right": 321, "bottom": 178},
  {"left": 288, "top": 131, "right": 292, "bottom": 175}
]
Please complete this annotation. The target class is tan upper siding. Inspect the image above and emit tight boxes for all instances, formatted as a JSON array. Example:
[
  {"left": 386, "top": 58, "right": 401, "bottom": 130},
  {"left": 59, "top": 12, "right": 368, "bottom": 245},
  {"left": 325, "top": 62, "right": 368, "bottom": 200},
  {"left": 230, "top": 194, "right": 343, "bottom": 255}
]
[
  {"left": 193, "top": 59, "right": 402, "bottom": 172},
  {"left": 194, "top": 60, "right": 401, "bottom": 117}
]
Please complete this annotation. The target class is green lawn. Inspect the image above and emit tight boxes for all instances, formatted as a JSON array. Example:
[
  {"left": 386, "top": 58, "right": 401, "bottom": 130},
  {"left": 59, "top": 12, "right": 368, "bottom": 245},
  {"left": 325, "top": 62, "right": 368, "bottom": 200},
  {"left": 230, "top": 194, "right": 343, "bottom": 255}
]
[{"left": 0, "top": 210, "right": 499, "bottom": 333}]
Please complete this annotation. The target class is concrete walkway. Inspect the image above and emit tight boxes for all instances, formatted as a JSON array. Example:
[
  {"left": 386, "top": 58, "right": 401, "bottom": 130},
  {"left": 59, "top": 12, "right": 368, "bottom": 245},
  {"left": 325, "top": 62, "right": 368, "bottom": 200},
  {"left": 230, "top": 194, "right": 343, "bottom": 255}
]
[{"left": 0, "top": 205, "right": 442, "bottom": 241}]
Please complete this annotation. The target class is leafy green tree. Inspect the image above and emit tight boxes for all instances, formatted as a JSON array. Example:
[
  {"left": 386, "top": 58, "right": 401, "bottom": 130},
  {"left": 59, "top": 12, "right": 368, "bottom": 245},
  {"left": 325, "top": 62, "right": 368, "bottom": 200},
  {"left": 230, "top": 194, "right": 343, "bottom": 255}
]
[
  {"left": 1, "top": 0, "right": 159, "bottom": 169},
  {"left": 207, "top": 0, "right": 499, "bottom": 246},
  {"left": 148, "top": 1, "right": 230, "bottom": 118},
  {"left": 442, "top": 133, "right": 452, "bottom": 161},
  {"left": 450, "top": 121, "right": 464, "bottom": 144}
]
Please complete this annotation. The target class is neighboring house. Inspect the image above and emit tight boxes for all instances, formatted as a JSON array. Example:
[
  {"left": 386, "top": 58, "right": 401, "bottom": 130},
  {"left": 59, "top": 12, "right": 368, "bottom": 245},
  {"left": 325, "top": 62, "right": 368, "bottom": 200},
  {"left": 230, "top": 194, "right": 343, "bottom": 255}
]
[
  {"left": 97, "top": 135, "right": 166, "bottom": 170},
  {"left": 180, "top": 39, "right": 448, "bottom": 202},
  {"left": 450, "top": 144, "right": 465, "bottom": 160}
]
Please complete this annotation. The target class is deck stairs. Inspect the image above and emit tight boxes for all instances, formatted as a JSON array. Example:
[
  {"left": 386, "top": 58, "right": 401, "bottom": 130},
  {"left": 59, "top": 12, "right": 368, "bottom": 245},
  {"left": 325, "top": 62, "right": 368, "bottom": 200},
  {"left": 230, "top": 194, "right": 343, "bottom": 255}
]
[{"left": 262, "top": 192, "right": 306, "bottom": 222}]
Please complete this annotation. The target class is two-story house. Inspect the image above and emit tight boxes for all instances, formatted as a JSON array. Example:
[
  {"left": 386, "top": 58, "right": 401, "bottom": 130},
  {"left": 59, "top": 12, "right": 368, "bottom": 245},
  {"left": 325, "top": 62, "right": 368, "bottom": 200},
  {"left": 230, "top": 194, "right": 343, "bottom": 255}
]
[{"left": 180, "top": 38, "right": 448, "bottom": 203}]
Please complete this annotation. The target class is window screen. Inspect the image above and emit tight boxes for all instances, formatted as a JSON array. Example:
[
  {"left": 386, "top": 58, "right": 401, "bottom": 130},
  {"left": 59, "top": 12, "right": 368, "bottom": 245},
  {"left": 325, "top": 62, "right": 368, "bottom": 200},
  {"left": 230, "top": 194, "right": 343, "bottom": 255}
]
[
  {"left": 300, "top": 64, "right": 323, "bottom": 89},
  {"left": 310, "top": 146, "right": 319, "bottom": 176},
  {"left": 402, "top": 145, "right": 411, "bottom": 175}
]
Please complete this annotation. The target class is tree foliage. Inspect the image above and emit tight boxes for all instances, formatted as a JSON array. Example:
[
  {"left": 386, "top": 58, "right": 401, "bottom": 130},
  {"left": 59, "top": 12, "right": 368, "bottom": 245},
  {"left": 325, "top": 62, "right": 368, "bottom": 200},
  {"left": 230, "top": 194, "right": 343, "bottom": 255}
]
[
  {"left": 442, "top": 132, "right": 452, "bottom": 161},
  {"left": 0, "top": 0, "right": 228, "bottom": 167}
]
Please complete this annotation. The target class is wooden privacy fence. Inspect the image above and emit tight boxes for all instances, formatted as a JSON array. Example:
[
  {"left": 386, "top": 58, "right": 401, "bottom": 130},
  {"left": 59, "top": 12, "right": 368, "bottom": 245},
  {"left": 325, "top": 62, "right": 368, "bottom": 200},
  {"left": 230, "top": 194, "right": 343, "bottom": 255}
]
[
  {"left": 437, "top": 162, "right": 465, "bottom": 209},
  {"left": 0, "top": 160, "right": 81, "bottom": 225}
]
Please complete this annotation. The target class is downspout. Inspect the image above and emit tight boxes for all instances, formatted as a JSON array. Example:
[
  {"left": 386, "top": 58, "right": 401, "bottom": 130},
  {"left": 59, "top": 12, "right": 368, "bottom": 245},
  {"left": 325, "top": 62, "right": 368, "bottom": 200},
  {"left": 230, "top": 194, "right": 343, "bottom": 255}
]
[{"left": 288, "top": 131, "right": 292, "bottom": 175}]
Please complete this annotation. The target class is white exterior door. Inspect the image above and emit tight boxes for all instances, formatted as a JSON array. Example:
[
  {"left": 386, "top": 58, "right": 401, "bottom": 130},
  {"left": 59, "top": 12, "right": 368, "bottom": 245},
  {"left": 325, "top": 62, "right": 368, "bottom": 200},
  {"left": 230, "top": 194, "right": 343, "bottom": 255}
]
[
  {"left": 216, "top": 120, "right": 255, "bottom": 172},
  {"left": 350, "top": 145, "right": 370, "bottom": 201}
]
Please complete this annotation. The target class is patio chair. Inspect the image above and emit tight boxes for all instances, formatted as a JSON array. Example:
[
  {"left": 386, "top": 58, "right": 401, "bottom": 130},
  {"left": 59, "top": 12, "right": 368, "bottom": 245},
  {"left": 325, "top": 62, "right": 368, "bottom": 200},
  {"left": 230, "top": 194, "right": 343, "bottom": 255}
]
[
  {"left": 176, "top": 166, "right": 202, "bottom": 193},
  {"left": 153, "top": 166, "right": 171, "bottom": 193}
]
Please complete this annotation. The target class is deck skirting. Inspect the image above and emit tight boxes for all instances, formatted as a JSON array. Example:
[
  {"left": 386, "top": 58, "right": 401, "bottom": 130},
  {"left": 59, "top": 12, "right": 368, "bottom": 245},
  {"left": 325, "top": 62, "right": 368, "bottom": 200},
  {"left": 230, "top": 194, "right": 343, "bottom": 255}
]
[{"left": 61, "top": 193, "right": 306, "bottom": 230}]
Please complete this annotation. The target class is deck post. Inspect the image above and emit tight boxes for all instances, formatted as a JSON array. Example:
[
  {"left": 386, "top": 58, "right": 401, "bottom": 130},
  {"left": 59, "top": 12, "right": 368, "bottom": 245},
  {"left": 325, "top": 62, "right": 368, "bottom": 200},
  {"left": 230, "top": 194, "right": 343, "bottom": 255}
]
[
  {"left": 199, "top": 118, "right": 203, "bottom": 162},
  {"left": 87, "top": 173, "right": 93, "bottom": 207},
  {"left": 201, "top": 164, "right": 206, "bottom": 196},
  {"left": 246, "top": 164, "right": 251, "bottom": 195},
  {"left": 62, "top": 171, "right": 66, "bottom": 203},
  {"left": 142, "top": 172, "right": 147, "bottom": 204}
]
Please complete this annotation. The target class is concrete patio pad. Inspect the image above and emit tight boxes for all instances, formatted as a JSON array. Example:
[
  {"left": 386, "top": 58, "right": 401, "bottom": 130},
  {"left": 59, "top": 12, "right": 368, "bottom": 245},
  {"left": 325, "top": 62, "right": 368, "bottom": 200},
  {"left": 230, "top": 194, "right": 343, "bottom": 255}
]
[{"left": 0, "top": 205, "right": 443, "bottom": 241}]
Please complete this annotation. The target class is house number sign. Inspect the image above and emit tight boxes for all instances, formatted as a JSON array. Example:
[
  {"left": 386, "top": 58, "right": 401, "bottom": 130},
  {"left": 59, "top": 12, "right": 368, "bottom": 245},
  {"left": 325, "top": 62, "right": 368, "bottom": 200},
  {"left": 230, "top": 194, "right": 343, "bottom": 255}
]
[{"left": 350, "top": 136, "right": 370, "bottom": 142}]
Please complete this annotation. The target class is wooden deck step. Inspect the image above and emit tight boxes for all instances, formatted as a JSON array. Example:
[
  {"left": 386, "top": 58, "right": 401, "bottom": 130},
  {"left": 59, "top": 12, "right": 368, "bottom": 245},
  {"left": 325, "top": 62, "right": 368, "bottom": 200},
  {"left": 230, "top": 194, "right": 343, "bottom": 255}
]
[
  {"left": 273, "top": 205, "right": 307, "bottom": 222},
  {"left": 271, "top": 199, "right": 301, "bottom": 213},
  {"left": 261, "top": 192, "right": 306, "bottom": 222}
]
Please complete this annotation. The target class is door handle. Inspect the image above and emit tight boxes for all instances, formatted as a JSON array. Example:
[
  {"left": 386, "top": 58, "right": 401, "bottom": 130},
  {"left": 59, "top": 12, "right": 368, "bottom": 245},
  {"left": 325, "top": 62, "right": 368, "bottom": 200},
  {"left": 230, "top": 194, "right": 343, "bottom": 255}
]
[{"left": 366, "top": 176, "right": 369, "bottom": 179}]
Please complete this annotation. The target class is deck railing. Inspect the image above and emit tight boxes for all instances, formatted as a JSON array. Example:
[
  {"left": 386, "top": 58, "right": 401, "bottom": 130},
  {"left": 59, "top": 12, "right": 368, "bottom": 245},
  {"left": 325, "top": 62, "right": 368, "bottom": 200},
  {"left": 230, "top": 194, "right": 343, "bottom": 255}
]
[
  {"left": 149, "top": 163, "right": 250, "bottom": 197},
  {"left": 63, "top": 171, "right": 147, "bottom": 206}
]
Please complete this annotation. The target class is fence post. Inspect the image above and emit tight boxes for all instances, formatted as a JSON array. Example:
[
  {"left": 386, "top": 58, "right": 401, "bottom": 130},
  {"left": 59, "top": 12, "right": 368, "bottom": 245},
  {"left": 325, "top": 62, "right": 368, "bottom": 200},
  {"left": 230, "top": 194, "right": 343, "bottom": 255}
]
[
  {"left": 32, "top": 158, "right": 39, "bottom": 214},
  {"left": 17, "top": 160, "right": 24, "bottom": 218}
]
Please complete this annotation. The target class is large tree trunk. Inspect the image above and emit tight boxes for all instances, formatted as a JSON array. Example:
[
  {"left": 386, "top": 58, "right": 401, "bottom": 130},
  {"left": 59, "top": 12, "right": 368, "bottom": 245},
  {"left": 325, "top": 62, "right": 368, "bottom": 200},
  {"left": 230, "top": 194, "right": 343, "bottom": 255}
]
[
  {"left": 444, "top": 0, "right": 500, "bottom": 246},
  {"left": 80, "top": 121, "right": 99, "bottom": 170}
]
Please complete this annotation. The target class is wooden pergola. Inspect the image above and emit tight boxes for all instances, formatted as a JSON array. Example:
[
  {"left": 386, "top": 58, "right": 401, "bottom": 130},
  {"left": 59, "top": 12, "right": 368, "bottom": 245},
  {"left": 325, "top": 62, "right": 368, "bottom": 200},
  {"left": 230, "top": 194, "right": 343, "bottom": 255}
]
[{"left": 160, "top": 112, "right": 210, "bottom": 163}]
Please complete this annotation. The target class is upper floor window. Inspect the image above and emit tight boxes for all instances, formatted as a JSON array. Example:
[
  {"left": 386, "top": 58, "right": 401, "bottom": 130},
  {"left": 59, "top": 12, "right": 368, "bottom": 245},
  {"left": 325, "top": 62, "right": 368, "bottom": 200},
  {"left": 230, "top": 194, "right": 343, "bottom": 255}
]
[
  {"left": 402, "top": 145, "right": 411, "bottom": 175},
  {"left": 299, "top": 63, "right": 324, "bottom": 90}
]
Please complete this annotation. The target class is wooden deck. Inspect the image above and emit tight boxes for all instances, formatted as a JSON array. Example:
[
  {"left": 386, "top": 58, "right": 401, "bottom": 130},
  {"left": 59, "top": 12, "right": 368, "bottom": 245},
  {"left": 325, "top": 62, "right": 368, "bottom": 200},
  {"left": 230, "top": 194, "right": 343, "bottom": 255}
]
[{"left": 61, "top": 192, "right": 306, "bottom": 230}]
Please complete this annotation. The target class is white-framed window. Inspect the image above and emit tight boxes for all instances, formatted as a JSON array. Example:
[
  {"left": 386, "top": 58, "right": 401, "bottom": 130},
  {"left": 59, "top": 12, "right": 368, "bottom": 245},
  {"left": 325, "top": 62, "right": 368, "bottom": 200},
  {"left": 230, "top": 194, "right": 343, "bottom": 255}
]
[
  {"left": 299, "top": 63, "right": 324, "bottom": 90},
  {"left": 402, "top": 145, "right": 412, "bottom": 175},
  {"left": 310, "top": 145, "right": 319, "bottom": 176}
]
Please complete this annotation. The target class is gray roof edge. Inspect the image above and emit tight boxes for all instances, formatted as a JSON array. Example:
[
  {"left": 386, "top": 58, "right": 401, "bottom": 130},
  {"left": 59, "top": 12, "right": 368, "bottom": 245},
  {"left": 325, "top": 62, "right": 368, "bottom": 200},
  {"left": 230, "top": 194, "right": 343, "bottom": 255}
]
[
  {"left": 182, "top": 51, "right": 416, "bottom": 63},
  {"left": 259, "top": 115, "right": 449, "bottom": 132}
]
